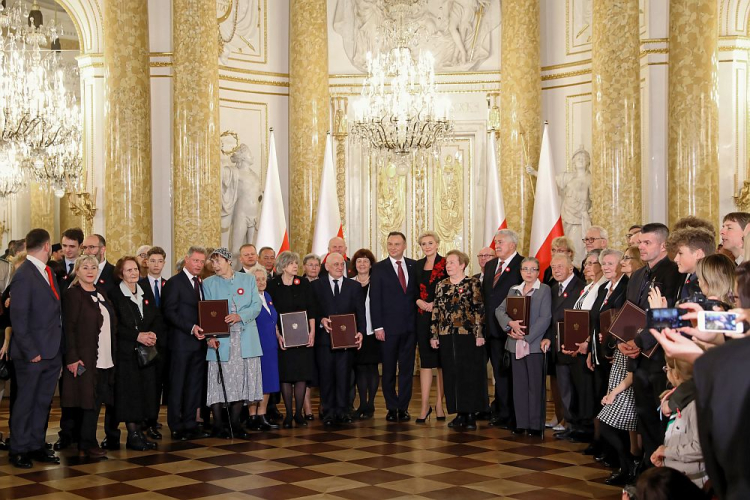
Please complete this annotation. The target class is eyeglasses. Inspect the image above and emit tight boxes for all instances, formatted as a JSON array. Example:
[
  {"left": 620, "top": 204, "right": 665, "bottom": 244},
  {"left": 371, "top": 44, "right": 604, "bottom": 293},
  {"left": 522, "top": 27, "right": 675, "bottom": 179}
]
[
  {"left": 477, "top": 254, "right": 494, "bottom": 259},
  {"left": 138, "top": 253, "right": 148, "bottom": 259},
  {"left": 551, "top": 248, "right": 570, "bottom": 254},
  {"left": 81, "top": 245, "right": 101, "bottom": 252},
  {"left": 583, "top": 261, "right": 601, "bottom": 267},
  {"left": 582, "top": 237, "right": 604, "bottom": 244},
  {"left": 622, "top": 256, "right": 633, "bottom": 261},
  {"left": 521, "top": 267, "right": 539, "bottom": 272}
]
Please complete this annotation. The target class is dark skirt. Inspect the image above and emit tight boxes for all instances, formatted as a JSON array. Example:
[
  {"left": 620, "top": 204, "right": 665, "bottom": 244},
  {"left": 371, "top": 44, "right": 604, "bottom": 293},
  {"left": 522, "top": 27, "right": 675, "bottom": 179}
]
[
  {"left": 416, "top": 312, "right": 440, "bottom": 368},
  {"left": 439, "top": 334, "right": 488, "bottom": 414},
  {"left": 115, "top": 347, "right": 158, "bottom": 423},
  {"left": 355, "top": 332, "right": 382, "bottom": 365},
  {"left": 278, "top": 345, "right": 314, "bottom": 383}
]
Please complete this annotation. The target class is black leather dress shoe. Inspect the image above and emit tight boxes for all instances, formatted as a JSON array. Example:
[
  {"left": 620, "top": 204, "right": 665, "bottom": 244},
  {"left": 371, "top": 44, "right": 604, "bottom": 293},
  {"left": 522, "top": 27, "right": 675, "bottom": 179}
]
[
  {"left": 10, "top": 453, "right": 33, "bottom": 469},
  {"left": 475, "top": 411, "right": 492, "bottom": 421},
  {"left": 605, "top": 467, "right": 634, "bottom": 486},
  {"left": 170, "top": 431, "right": 186, "bottom": 441},
  {"left": 464, "top": 414, "right": 477, "bottom": 430},
  {"left": 146, "top": 427, "right": 162, "bottom": 440},
  {"left": 323, "top": 417, "right": 335, "bottom": 427},
  {"left": 337, "top": 415, "right": 353, "bottom": 424},
  {"left": 0, "top": 439, "right": 8, "bottom": 451},
  {"left": 257, "top": 415, "right": 279, "bottom": 431},
  {"left": 553, "top": 429, "right": 572, "bottom": 440},
  {"left": 526, "top": 429, "right": 543, "bottom": 437},
  {"left": 30, "top": 448, "right": 60, "bottom": 464},
  {"left": 53, "top": 437, "right": 72, "bottom": 451},
  {"left": 184, "top": 429, "right": 210, "bottom": 440},
  {"left": 101, "top": 438, "right": 121, "bottom": 450},
  {"left": 246, "top": 416, "right": 262, "bottom": 431},
  {"left": 397, "top": 410, "right": 410, "bottom": 422},
  {"left": 488, "top": 417, "right": 511, "bottom": 429},
  {"left": 448, "top": 415, "right": 465, "bottom": 428},
  {"left": 266, "top": 408, "right": 283, "bottom": 422},
  {"left": 385, "top": 410, "right": 398, "bottom": 422}
]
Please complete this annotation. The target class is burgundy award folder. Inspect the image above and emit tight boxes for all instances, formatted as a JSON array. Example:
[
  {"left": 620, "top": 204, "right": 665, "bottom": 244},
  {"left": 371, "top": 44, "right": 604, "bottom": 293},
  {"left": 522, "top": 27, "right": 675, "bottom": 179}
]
[
  {"left": 609, "top": 301, "right": 646, "bottom": 343},
  {"left": 280, "top": 311, "right": 309, "bottom": 348},
  {"left": 563, "top": 309, "right": 590, "bottom": 349},
  {"left": 199, "top": 300, "right": 230, "bottom": 337},
  {"left": 507, "top": 296, "right": 531, "bottom": 334},
  {"left": 599, "top": 308, "right": 616, "bottom": 342},
  {"left": 329, "top": 313, "right": 358, "bottom": 349}
]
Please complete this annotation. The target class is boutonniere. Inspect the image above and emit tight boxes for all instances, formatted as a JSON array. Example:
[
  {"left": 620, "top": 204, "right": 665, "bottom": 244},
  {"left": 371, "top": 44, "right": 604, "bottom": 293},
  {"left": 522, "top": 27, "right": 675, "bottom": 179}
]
[
  {"left": 563, "top": 292, "right": 568, "bottom": 298},
  {"left": 144, "top": 299, "right": 149, "bottom": 305},
  {"left": 293, "top": 278, "right": 300, "bottom": 285},
  {"left": 237, "top": 288, "right": 245, "bottom": 295},
  {"left": 99, "top": 279, "right": 104, "bottom": 284},
  {"left": 505, "top": 267, "right": 510, "bottom": 273},
  {"left": 580, "top": 289, "right": 585, "bottom": 295}
]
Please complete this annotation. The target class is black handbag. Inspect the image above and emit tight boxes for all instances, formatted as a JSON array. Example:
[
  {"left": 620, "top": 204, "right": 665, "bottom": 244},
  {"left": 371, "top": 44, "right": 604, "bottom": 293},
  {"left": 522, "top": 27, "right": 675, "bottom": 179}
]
[
  {"left": 0, "top": 358, "right": 9, "bottom": 380},
  {"left": 135, "top": 344, "right": 158, "bottom": 367}
]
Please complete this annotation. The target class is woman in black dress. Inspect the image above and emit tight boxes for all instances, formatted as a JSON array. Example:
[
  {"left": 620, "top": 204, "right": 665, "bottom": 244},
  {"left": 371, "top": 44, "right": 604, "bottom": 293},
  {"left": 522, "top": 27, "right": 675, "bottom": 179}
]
[
  {"left": 430, "top": 250, "right": 485, "bottom": 430},
  {"left": 415, "top": 231, "right": 446, "bottom": 422},
  {"left": 351, "top": 248, "right": 380, "bottom": 419},
  {"left": 266, "top": 251, "right": 316, "bottom": 428},
  {"left": 109, "top": 257, "right": 163, "bottom": 451}
]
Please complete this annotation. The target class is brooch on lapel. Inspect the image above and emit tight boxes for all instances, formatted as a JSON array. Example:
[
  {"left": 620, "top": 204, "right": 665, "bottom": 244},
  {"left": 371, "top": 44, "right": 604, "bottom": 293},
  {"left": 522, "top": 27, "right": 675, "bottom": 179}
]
[
  {"left": 563, "top": 292, "right": 568, "bottom": 298},
  {"left": 293, "top": 278, "right": 300, "bottom": 285},
  {"left": 505, "top": 267, "right": 510, "bottom": 273},
  {"left": 458, "top": 287, "right": 464, "bottom": 294},
  {"left": 268, "top": 301, "right": 273, "bottom": 306},
  {"left": 144, "top": 299, "right": 149, "bottom": 305},
  {"left": 238, "top": 288, "right": 245, "bottom": 295},
  {"left": 99, "top": 279, "right": 104, "bottom": 284}
]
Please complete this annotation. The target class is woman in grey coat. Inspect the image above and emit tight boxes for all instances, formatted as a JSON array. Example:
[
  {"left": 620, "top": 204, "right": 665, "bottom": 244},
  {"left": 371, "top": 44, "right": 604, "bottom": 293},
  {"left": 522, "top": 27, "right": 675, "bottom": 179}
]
[{"left": 495, "top": 257, "right": 552, "bottom": 436}]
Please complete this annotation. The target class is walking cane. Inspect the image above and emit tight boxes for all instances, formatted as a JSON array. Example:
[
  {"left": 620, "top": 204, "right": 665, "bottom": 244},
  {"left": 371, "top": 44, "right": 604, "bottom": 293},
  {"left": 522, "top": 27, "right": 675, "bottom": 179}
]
[
  {"left": 214, "top": 343, "right": 234, "bottom": 439},
  {"left": 541, "top": 349, "right": 548, "bottom": 440}
]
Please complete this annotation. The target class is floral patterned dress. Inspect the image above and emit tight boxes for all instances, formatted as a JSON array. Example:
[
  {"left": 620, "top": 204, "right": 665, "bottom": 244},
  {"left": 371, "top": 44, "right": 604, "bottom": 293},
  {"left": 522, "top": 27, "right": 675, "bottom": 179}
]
[{"left": 430, "top": 276, "right": 486, "bottom": 414}]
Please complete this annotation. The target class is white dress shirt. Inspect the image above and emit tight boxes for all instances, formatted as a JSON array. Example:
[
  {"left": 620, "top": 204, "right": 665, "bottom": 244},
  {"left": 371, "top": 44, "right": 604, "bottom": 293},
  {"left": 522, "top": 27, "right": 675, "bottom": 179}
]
[
  {"left": 495, "top": 251, "right": 518, "bottom": 274},
  {"left": 26, "top": 254, "right": 49, "bottom": 283},
  {"left": 388, "top": 256, "right": 409, "bottom": 286}
]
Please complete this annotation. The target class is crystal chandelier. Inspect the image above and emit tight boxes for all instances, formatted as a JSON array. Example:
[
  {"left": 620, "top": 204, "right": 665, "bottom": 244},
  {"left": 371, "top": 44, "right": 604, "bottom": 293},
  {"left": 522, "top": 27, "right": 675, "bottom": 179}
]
[
  {"left": 0, "top": 0, "right": 82, "bottom": 198},
  {"left": 351, "top": 0, "right": 452, "bottom": 165}
]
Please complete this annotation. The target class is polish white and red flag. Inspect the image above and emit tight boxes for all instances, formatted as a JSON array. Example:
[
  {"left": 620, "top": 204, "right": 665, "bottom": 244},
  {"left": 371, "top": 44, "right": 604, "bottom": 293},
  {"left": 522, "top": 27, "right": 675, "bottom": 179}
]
[
  {"left": 484, "top": 132, "right": 507, "bottom": 248},
  {"left": 311, "top": 134, "right": 344, "bottom": 257},
  {"left": 255, "top": 129, "right": 290, "bottom": 254},
  {"left": 529, "top": 122, "right": 564, "bottom": 275}
]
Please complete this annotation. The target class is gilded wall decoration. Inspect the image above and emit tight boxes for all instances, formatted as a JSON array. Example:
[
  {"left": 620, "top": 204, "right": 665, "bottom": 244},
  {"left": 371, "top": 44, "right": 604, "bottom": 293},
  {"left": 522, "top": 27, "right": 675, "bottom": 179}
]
[
  {"left": 667, "top": 0, "right": 719, "bottom": 226},
  {"left": 591, "top": 0, "right": 641, "bottom": 250},
  {"left": 289, "top": 0, "right": 329, "bottom": 254},
  {"left": 173, "top": 0, "right": 222, "bottom": 261},
  {"left": 218, "top": 0, "right": 266, "bottom": 64},
  {"left": 434, "top": 154, "right": 463, "bottom": 256},
  {"left": 103, "top": 0, "right": 152, "bottom": 261},
  {"left": 332, "top": 97, "right": 348, "bottom": 228},
  {"left": 30, "top": 182, "right": 55, "bottom": 238},
  {"left": 333, "top": 0, "right": 500, "bottom": 72},
  {"left": 412, "top": 158, "right": 428, "bottom": 251},
  {"left": 376, "top": 162, "right": 406, "bottom": 257},
  {"left": 566, "top": 0, "right": 593, "bottom": 55}
]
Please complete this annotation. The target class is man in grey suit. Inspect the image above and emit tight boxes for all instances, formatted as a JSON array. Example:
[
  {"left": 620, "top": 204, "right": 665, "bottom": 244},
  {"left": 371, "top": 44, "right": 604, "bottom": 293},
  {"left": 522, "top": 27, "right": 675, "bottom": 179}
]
[{"left": 8, "top": 229, "right": 63, "bottom": 468}]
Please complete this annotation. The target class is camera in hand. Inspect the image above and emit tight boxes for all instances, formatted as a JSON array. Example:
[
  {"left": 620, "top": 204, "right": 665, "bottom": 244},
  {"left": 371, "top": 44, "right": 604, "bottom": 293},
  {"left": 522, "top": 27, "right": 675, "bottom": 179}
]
[
  {"left": 677, "top": 291, "right": 732, "bottom": 312},
  {"left": 647, "top": 307, "right": 690, "bottom": 331}
]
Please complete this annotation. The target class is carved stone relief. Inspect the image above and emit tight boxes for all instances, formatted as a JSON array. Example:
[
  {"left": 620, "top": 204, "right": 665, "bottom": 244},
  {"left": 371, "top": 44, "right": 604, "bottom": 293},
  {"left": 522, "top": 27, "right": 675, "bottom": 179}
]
[{"left": 221, "top": 137, "right": 262, "bottom": 259}]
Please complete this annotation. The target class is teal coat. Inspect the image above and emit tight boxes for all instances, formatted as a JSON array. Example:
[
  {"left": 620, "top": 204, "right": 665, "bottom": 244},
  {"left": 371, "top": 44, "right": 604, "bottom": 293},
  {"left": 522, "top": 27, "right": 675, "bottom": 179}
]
[{"left": 203, "top": 272, "right": 262, "bottom": 362}]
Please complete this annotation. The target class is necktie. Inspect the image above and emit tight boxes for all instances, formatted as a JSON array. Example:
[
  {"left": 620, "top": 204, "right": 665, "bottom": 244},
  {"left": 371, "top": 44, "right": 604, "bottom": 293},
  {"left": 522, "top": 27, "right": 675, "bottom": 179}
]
[
  {"left": 153, "top": 280, "right": 161, "bottom": 307},
  {"left": 333, "top": 279, "right": 340, "bottom": 297},
  {"left": 492, "top": 261, "right": 506, "bottom": 288},
  {"left": 45, "top": 266, "right": 59, "bottom": 300},
  {"left": 192, "top": 276, "right": 201, "bottom": 301},
  {"left": 638, "top": 268, "right": 652, "bottom": 304},
  {"left": 68, "top": 262, "right": 74, "bottom": 275},
  {"left": 558, "top": 283, "right": 564, "bottom": 297},
  {"left": 396, "top": 260, "right": 407, "bottom": 292}
]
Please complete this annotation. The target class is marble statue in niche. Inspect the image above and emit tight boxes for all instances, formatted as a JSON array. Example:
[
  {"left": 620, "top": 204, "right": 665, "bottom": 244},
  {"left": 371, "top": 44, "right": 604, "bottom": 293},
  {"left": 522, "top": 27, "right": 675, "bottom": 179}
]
[
  {"left": 558, "top": 146, "right": 592, "bottom": 263},
  {"left": 333, "top": 0, "right": 500, "bottom": 72},
  {"left": 221, "top": 143, "right": 262, "bottom": 259},
  {"left": 218, "top": 0, "right": 259, "bottom": 63}
]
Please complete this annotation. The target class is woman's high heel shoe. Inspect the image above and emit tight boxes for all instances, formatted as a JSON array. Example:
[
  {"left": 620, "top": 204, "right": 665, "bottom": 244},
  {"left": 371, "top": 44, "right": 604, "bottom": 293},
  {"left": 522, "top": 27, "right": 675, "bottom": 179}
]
[
  {"left": 293, "top": 414, "right": 308, "bottom": 427},
  {"left": 415, "top": 406, "right": 433, "bottom": 424},
  {"left": 282, "top": 416, "right": 293, "bottom": 429},
  {"left": 436, "top": 408, "right": 446, "bottom": 421}
]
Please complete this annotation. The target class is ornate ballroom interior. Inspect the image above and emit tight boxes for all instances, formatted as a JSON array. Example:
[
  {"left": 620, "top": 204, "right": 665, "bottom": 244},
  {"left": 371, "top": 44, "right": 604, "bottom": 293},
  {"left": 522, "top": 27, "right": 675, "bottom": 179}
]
[{"left": 1, "top": 0, "right": 748, "bottom": 274}]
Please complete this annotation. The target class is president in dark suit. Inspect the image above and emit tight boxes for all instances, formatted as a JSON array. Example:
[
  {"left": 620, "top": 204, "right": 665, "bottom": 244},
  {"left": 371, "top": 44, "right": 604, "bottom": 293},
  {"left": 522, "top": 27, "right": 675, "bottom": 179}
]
[
  {"left": 8, "top": 229, "right": 63, "bottom": 468},
  {"left": 311, "top": 253, "right": 365, "bottom": 425},
  {"left": 482, "top": 229, "right": 524, "bottom": 427},
  {"left": 541, "top": 253, "right": 586, "bottom": 439},
  {"left": 162, "top": 246, "right": 210, "bottom": 441},
  {"left": 623, "top": 223, "right": 683, "bottom": 465},
  {"left": 370, "top": 231, "right": 417, "bottom": 421}
]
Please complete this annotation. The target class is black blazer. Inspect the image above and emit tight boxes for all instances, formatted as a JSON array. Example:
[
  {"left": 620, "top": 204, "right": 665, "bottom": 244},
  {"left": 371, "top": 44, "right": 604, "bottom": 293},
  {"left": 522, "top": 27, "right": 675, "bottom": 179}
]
[
  {"left": 162, "top": 271, "right": 204, "bottom": 352},
  {"left": 109, "top": 284, "right": 166, "bottom": 355},
  {"left": 543, "top": 265, "right": 583, "bottom": 286},
  {"left": 694, "top": 336, "right": 750, "bottom": 500},
  {"left": 482, "top": 253, "right": 524, "bottom": 340},
  {"left": 676, "top": 272, "right": 701, "bottom": 301},
  {"left": 544, "top": 275, "right": 586, "bottom": 365},
  {"left": 138, "top": 276, "right": 167, "bottom": 308},
  {"left": 626, "top": 256, "right": 683, "bottom": 366},
  {"left": 369, "top": 256, "right": 417, "bottom": 336},
  {"left": 589, "top": 275, "right": 629, "bottom": 364},
  {"left": 9, "top": 259, "right": 63, "bottom": 361},
  {"left": 97, "top": 261, "right": 119, "bottom": 295},
  {"left": 311, "top": 277, "right": 366, "bottom": 347}
]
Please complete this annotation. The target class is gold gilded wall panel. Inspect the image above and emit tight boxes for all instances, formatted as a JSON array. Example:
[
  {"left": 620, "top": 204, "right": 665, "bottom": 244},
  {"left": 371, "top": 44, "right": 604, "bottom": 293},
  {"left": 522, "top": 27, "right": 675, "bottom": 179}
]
[
  {"left": 376, "top": 162, "right": 406, "bottom": 258},
  {"left": 103, "top": 0, "right": 152, "bottom": 261},
  {"left": 668, "top": 0, "right": 719, "bottom": 226},
  {"left": 173, "top": 0, "right": 221, "bottom": 261},
  {"left": 591, "top": 0, "right": 641, "bottom": 246},
  {"left": 566, "top": 0, "right": 593, "bottom": 55},
  {"left": 30, "top": 182, "right": 55, "bottom": 237}
]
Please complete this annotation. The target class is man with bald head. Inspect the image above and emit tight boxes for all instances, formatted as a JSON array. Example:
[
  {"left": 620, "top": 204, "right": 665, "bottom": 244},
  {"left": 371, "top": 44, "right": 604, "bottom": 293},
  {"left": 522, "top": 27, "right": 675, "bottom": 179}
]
[
  {"left": 320, "top": 236, "right": 355, "bottom": 278},
  {"left": 473, "top": 247, "right": 494, "bottom": 282},
  {"left": 311, "top": 252, "right": 364, "bottom": 425}
]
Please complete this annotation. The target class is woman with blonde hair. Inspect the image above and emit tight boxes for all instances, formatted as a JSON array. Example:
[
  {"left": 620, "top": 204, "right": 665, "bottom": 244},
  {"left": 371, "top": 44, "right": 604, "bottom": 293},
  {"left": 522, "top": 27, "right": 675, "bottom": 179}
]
[
  {"left": 696, "top": 253, "right": 736, "bottom": 306},
  {"left": 620, "top": 246, "right": 645, "bottom": 278}
]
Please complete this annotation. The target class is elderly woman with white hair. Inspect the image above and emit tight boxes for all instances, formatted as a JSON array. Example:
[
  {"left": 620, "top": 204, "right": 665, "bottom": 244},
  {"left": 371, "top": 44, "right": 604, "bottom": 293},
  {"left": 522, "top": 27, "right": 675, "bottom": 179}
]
[
  {"left": 203, "top": 248, "right": 263, "bottom": 439},
  {"left": 135, "top": 245, "right": 151, "bottom": 279}
]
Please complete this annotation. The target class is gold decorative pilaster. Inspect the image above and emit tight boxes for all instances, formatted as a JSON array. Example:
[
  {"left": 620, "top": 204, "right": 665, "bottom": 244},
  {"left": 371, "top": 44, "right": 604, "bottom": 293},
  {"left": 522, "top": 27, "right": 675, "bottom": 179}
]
[
  {"left": 591, "top": 0, "right": 641, "bottom": 242},
  {"left": 500, "top": 0, "right": 541, "bottom": 253},
  {"left": 290, "top": 0, "right": 329, "bottom": 254},
  {"left": 30, "top": 182, "right": 55, "bottom": 236},
  {"left": 59, "top": 195, "right": 84, "bottom": 236},
  {"left": 172, "top": 0, "right": 221, "bottom": 261},
  {"left": 668, "top": 0, "right": 719, "bottom": 226},
  {"left": 103, "top": 0, "right": 152, "bottom": 261},
  {"left": 332, "top": 97, "right": 348, "bottom": 229}
]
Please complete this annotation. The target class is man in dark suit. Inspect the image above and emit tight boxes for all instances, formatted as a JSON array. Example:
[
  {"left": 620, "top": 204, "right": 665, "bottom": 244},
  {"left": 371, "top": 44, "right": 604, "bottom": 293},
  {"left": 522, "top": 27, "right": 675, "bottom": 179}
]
[
  {"left": 57, "top": 227, "right": 84, "bottom": 292},
  {"left": 622, "top": 223, "right": 683, "bottom": 467},
  {"left": 540, "top": 253, "right": 586, "bottom": 439},
  {"left": 139, "top": 246, "right": 169, "bottom": 438},
  {"left": 665, "top": 227, "right": 715, "bottom": 301},
  {"left": 162, "top": 246, "right": 211, "bottom": 441},
  {"left": 8, "top": 229, "right": 63, "bottom": 468},
  {"left": 319, "top": 237, "right": 356, "bottom": 279},
  {"left": 370, "top": 231, "right": 417, "bottom": 422},
  {"left": 482, "top": 229, "right": 524, "bottom": 427},
  {"left": 473, "top": 246, "right": 494, "bottom": 282},
  {"left": 238, "top": 243, "right": 258, "bottom": 273},
  {"left": 311, "top": 253, "right": 365, "bottom": 425},
  {"left": 82, "top": 234, "right": 118, "bottom": 295}
]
